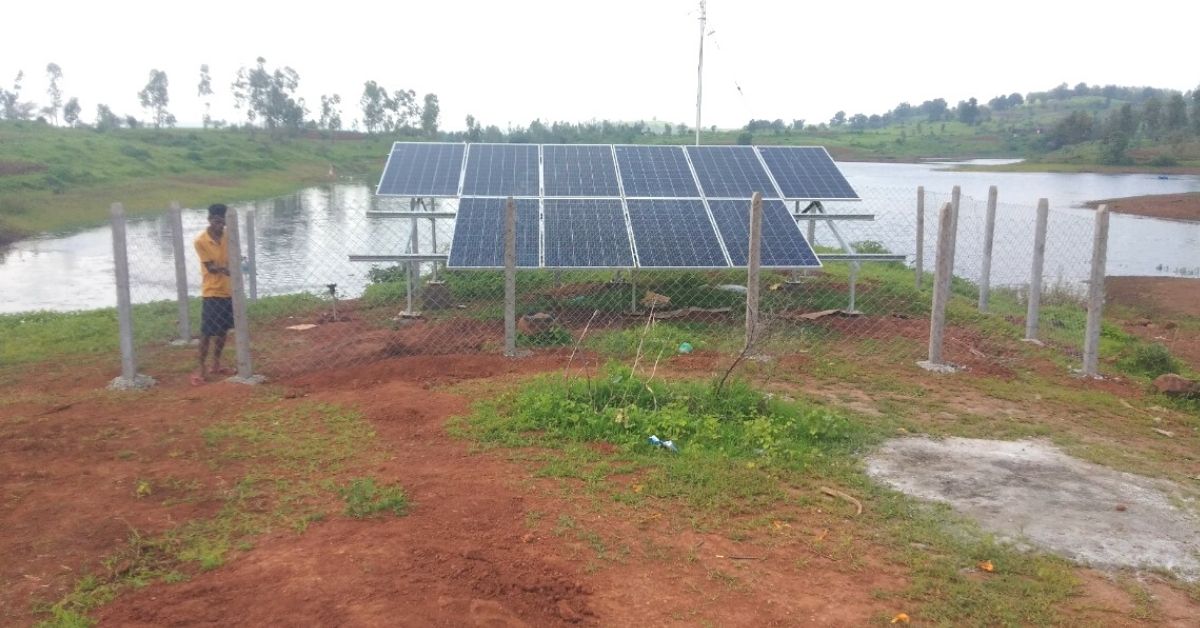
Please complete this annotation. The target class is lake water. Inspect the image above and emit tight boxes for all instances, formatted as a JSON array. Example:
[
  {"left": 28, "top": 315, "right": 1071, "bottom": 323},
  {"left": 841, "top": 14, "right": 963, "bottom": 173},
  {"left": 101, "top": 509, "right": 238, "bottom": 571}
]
[{"left": 1, "top": 161, "right": 1197, "bottom": 314}]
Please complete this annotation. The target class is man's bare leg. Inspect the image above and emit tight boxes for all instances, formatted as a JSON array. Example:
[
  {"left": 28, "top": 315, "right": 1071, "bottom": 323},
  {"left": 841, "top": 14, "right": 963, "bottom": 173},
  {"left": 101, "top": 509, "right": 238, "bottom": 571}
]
[
  {"left": 211, "top": 333, "right": 228, "bottom": 375},
  {"left": 194, "top": 335, "right": 212, "bottom": 385}
]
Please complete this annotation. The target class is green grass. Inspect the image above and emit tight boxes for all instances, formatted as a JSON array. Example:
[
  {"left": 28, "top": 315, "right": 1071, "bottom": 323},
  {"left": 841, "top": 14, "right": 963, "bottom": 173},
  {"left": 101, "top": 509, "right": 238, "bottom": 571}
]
[
  {"left": 35, "top": 401, "right": 400, "bottom": 626},
  {"left": 0, "top": 122, "right": 397, "bottom": 239}
]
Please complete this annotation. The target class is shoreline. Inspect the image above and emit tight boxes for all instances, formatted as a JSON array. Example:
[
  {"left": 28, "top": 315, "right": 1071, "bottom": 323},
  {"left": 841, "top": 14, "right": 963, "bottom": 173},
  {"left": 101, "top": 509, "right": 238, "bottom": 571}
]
[{"left": 1084, "top": 192, "right": 1200, "bottom": 222}]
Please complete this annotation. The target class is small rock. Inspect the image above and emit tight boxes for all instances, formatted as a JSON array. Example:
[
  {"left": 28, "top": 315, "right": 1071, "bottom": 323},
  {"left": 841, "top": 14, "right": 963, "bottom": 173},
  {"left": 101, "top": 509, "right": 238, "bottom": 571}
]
[
  {"left": 1116, "top": 504, "right": 1127, "bottom": 512},
  {"left": 521, "top": 533, "right": 535, "bottom": 544},
  {"left": 1153, "top": 374, "right": 1199, "bottom": 398},
  {"left": 641, "top": 291, "right": 671, "bottom": 308}
]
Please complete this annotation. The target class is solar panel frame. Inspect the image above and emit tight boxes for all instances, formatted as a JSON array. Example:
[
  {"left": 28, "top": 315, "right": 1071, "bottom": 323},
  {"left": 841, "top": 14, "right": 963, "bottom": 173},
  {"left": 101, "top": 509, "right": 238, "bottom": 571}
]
[
  {"left": 754, "top": 146, "right": 860, "bottom": 201},
  {"left": 612, "top": 145, "right": 703, "bottom": 198},
  {"left": 707, "top": 199, "right": 822, "bottom": 269},
  {"left": 376, "top": 142, "right": 468, "bottom": 197},
  {"left": 445, "top": 198, "right": 541, "bottom": 268},
  {"left": 542, "top": 198, "right": 635, "bottom": 269},
  {"left": 626, "top": 199, "right": 731, "bottom": 269},
  {"left": 542, "top": 144, "right": 622, "bottom": 197},
  {"left": 684, "top": 145, "right": 783, "bottom": 199},
  {"left": 460, "top": 143, "right": 541, "bottom": 197}
]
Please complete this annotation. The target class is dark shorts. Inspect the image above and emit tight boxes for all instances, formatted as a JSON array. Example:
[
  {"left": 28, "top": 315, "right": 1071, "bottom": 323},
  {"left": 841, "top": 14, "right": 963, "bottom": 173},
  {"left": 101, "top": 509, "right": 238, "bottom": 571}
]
[{"left": 201, "top": 297, "right": 234, "bottom": 337}]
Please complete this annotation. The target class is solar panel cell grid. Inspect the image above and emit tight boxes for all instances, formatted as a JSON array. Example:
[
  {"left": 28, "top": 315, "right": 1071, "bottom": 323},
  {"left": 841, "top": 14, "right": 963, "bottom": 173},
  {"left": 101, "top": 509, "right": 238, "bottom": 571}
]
[
  {"left": 447, "top": 198, "right": 540, "bottom": 268},
  {"left": 543, "top": 145, "right": 621, "bottom": 197},
  {"left": 543, "top": 199, "right": 633, "bottom": 267},
  {"left": 755, "top": 147, "right": 859, "bottom": 200},
  {"left": 626, "top": 199, "right": 728, "bottom": 267},
  {"left": 613, "top": 145, "right": 702, "bottom": 197},
  {"left": 461, "top": 144, "right": 540, "bottom": 196},
  {"left": 377, "top": 143, "right": 465, "bottom": 196},
  {"left": 708, "top": 199, "right": 820, "bottom": 268},
  {"left": 685, "top": 145, "right": 778, "bottom": 198}
]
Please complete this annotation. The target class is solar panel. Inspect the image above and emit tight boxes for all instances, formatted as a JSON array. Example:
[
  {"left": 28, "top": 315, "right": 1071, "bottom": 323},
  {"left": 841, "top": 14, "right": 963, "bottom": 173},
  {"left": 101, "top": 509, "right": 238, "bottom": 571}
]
[
  {"left": 461, "top": 144, "right": 540, "bottom": 196},
  {"left": 447, "top": 198, "right": 540, "bottom": 268},
  {"left": 708, "top": 199, "right": 820, "bottom": 268},
  {"left": 543, "top": 144, "right": 620, "bottom": 196},
  {"left": 613, "top": 145, "right": 701, "bottom": 197},
  {"left": 543, "top": 199, "right": 633, "bottom": 268},
  {"left": 685, "top": 145, "right": 778, "bottom": 198},
  {"left": 626, "top": 199, "right": 728, "bottom": 268},
  {"left": 756, "top": 147, "right": 858, "bottom": 200},
  {"left": 377, "top": 142, "right": 465, "bottom": 196}
]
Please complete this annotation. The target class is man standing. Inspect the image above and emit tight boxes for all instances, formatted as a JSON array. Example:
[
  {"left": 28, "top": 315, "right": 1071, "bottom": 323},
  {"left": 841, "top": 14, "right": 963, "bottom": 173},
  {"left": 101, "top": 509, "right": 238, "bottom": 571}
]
[{"left": 192, "top": 203, "right": 233, "bottom": 384}]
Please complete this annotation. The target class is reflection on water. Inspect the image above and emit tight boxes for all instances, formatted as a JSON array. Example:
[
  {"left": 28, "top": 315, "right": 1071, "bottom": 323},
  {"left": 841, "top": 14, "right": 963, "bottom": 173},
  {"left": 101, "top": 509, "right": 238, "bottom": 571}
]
[{"left": 1, "top": 162, "right": 1197, "bottom": 314}]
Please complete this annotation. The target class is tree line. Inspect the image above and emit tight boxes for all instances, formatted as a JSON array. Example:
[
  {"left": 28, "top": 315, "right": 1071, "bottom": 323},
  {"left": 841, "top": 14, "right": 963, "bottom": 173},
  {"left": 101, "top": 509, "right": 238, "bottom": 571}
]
[{"left": 0, "top": 58, "right": 442, "bottom": 136}]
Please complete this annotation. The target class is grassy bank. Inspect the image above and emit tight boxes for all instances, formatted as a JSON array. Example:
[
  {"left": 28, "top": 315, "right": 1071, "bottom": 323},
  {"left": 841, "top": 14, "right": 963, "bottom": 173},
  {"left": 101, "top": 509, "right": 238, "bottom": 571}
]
[{"left": 0, "top": 122, "right": 396, "bottom": 239}]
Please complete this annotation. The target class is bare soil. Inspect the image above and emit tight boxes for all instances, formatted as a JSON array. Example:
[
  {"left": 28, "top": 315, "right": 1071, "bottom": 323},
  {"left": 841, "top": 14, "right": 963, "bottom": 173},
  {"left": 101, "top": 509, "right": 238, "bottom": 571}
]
[
  {"left": 1108, "top": 276, "right": 1200, "bottom": 369},
  {"left": 1086, "top": 193, "right": 1200, "bottom": 222}
]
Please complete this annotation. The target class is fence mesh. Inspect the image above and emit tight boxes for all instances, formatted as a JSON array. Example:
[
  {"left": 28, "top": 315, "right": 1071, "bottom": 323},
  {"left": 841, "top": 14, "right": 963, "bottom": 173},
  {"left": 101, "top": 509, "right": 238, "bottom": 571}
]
[{"left": 115, "top": 185, "right": 1102, "bottom": 384}]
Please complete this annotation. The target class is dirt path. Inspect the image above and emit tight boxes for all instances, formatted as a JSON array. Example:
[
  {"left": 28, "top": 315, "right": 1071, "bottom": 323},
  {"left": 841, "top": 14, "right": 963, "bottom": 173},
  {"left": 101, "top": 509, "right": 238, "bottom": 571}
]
[{"left": 1086, "top": 192, "right": 1200, "bottom": 222}]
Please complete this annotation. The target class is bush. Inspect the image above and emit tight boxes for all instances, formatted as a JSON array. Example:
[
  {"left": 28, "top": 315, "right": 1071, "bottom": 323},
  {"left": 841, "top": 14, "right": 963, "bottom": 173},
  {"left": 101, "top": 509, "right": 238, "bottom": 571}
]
[
  {"left": 1120, "top": 343, "right": 1179, "bottom": 378},
  {"left": 1148, "top": 155, "right": 1179, "bottom": 168}
]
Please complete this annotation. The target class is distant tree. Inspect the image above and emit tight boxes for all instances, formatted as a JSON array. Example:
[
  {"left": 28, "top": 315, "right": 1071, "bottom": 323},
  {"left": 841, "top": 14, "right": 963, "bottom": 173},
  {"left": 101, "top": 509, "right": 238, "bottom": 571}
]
[
  {"left": 957, "top": 97, "right": 981, "bottom": 125},
  {"left": 198, "top": 64, "right": 214, "bottom": 129},
  {"left": 1100, "top": 107, "right": 1131, "bottom": 165},
  {"left": 360, "top": 81, "right": 387, "bottom": 133},
  {"left": 62, "top": 97, "right": 80, "bottom": 127},
  {"left": 1045, "top": 110, "right": 1093, "bottom": 149},
  {"left": 1008, "top": 92, "right": 1024, "bottom": 107},
  {"left": 1165, "top": 93, "right": 1188, "bottom": 132},
  {"left": 1142, "top": 96, "right": 1163, "bottom": 138},
  {"left": 125, "top": 114, "right": 141, "bottom": 129},
  {"left": 1192, "top": 85, "right": 1200, "bottom": 135},
  {"left": 465, "top": 114, "right": 482, "bottom": 142},
  {"left": 676, "top": 123, "right": 688, "bottom": 136},
  {"left": 1073, "top": 82, "right": 1089, "bottom": 96},
  {"left": 95, "top": 104, "right": 121, "bottom": 130},
  {"left": 919, "top": 98, "right": 948, "bottom": 121},
  {"left": 421, "top": 93, "right": 440, "bottom": 136},
  {"left": 892, "top": 102, "right": 913, "bottom": 117},
  {"left": 231, "top": 57, "right": 306, "bottom": 132},
  {"left": 830, "top": 110, "right": 846, "bottom": 126},
  {"left": 0, "top": 71, "right": 35, "bottom": 120},
  {"left": 138, "top": 69, "right": 171, "bottom": 128},
  {"left": 318, "top": 94, "right": 342, "bottom": 131},
  {"left": 45, "top": 63, "right": 63, "bottom": 125},
  {"left": 791, "top": 118, "right": 805, "bottom": 130},
  {"left": 661, "top": 122, "right": 672, "bottom": 137},
  {"left": 848, "top": 113, "right": 868, "bottom": 132},
  {"left": 1117, "top": 103, "right": 1136, "bottom": 137},
  {"left": 736, "top": 131, "right": 753, "bottom": 145}
]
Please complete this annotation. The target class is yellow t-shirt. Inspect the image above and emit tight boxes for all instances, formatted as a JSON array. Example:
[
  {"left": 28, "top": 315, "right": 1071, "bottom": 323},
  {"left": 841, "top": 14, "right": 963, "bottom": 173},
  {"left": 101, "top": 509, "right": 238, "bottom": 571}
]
[{"left": 194, "top": 230, "right": 232, "bottom": 298}]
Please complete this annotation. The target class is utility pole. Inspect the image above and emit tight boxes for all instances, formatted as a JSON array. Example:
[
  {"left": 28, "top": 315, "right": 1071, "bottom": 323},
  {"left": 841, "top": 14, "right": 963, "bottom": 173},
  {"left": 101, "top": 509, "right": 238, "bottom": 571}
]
[{"left": 695, "top": 0, "right": 706, "bottom": 146}]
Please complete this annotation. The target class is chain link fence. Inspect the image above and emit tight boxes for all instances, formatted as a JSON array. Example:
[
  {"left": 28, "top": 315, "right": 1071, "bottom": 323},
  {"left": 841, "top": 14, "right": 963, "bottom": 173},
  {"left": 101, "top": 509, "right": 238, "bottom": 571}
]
[{"left": 109, "top": 185, "right": 1104, "bottom": 386}]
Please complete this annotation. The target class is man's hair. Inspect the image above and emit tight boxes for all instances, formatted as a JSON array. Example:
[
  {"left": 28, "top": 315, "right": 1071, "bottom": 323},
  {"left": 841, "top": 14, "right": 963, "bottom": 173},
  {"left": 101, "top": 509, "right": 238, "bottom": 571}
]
[{"left": 208, "top": 203, "right": 228, "bottom": 218}]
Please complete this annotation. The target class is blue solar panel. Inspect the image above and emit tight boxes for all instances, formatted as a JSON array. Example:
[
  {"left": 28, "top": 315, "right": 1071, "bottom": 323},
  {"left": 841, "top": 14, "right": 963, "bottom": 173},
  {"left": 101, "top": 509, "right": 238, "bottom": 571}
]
[
  {"left": 613, "top": 145, "right": 701, "bottom": 197},
  {"left": 708, "top": 199, "right": 820, "bottom": 268},
  {"left": 685, "top": 146, "right": 778, "bottom": 198},
  {"left": 543, "top": 199, "right": 633, "bottom": 267},
  {"left": 543, "top": 145, "right": 620, "bottom": 196},
  {"left": 756, "top": 147, "right": 858, "bottom": 200},
  {"left": 626, "top": 199, "right": 728, "bottom": 268},
  {"left": 447, "top": 198, "right": 540, "bottom": 268},
  {"left": 461, "top": 144, "right": 540, "bottom": 196},
  {"left": 377, "top": 142, "right": 465, "bottom": 196}
]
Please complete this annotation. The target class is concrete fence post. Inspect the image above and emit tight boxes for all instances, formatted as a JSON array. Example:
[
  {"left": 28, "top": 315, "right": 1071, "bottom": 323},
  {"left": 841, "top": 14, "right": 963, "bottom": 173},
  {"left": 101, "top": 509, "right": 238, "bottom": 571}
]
[
  {"left": 224, "top": 208, "right": 261, "bottom": 383},
  {"left": 922, "top": 202, "right": 956, "bottom": 370},
  {"left": 245, "top": 208, "right": 258, "bottom": 302},
  {"left": 948, "top": 185, "right": 961, "bottom": 275},
  {"left": 1024, "top": 199, "right": 1049, "bottom": 342},
  {"left": 1083, "top": 206, "right": 1110, "bottom": 377},
  {"left": 107, "top": 203, "right": 154, "bottom": 390},
  {"left": 745, "top": 192, "right": 764, "bottom": 350},
  {"left": 504, "top": 197, "right": 517, "bottom": 357},
  {"left": 169, "top": 202, "right": 191, "bottom": 344},
  {"left": 978, "top": 185, "right": 998, "bottom": 312},
  {"left": 915, "top": 186, "right": 925, "bottom": 290}
]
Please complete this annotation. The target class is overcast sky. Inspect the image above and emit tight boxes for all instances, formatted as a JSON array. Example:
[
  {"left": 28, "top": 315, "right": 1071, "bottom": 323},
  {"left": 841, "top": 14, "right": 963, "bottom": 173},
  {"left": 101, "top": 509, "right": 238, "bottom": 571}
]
[{"left": 2, "top": 0, "right": 1197, "bottom": 131}]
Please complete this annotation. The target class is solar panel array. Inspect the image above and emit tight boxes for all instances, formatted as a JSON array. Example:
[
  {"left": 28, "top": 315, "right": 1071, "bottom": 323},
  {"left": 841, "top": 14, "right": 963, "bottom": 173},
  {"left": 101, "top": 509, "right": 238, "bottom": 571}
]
[{"left": 378, "top": 142, "right": 858, "bottom": 269}]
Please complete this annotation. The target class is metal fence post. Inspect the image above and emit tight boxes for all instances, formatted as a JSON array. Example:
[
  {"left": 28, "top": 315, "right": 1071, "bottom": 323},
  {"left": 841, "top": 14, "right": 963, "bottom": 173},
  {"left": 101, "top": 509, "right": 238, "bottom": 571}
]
[
  {"left": 1083, "top": 205, "right": 1110, "bottom": 377},
  {"left": 108, "top": 203, "right": 154, "bottom": 390},
  {"left": 915, "top": 186, "right": 924, "bottom": 290},
  {"left": 224, "top": 208, "right": 261, "bottom": 383},
  {"left": 978, "top": 185, "right": 998, "bottom": 312},
  {"left": 169, "top": 202, "right": 191, "bottom": 344},
  {"left": 921, "top": 202, "right": 956, "bottom": 371},
  {"left": 504, "top": 197, "right": 517, "bottom": 357},
  {"left": 245, "top": 208, "right": 258, "bottom": 302},
  {"left": 745, "top": 192, "right": 763, "bottom": 350},
  {"left": 1025, "top": 199, "right": 1049, "bottom": 342}
]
